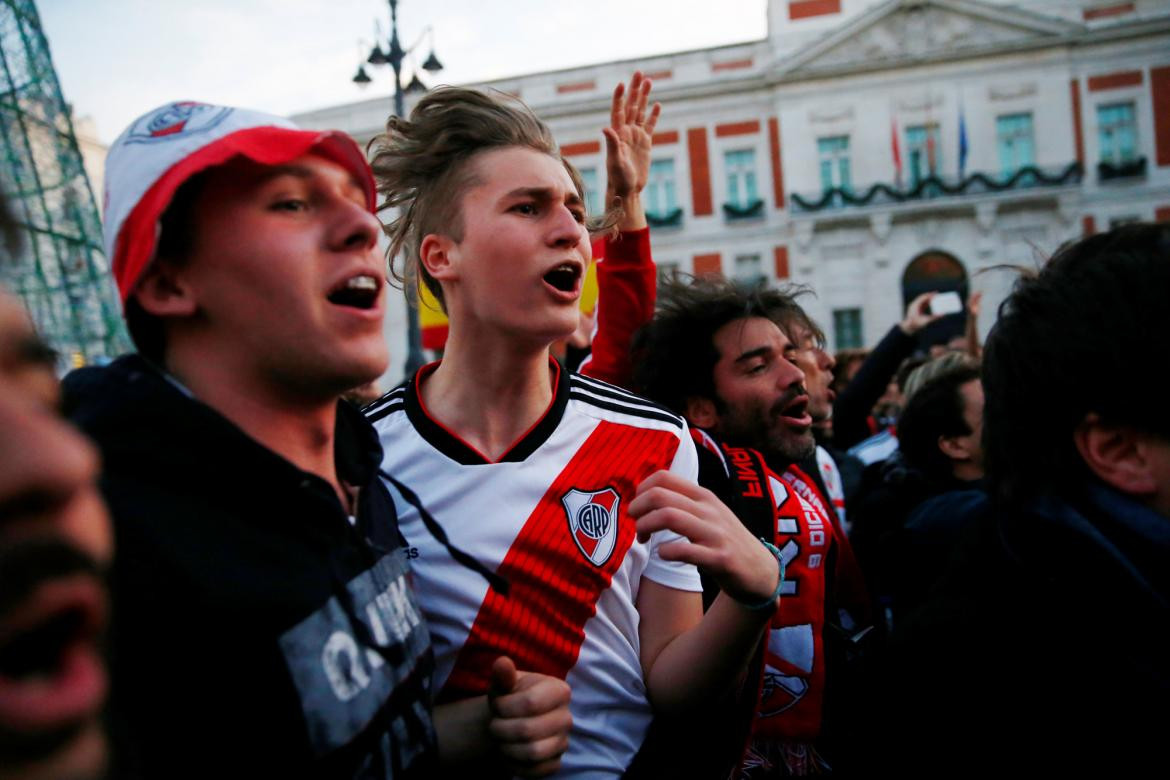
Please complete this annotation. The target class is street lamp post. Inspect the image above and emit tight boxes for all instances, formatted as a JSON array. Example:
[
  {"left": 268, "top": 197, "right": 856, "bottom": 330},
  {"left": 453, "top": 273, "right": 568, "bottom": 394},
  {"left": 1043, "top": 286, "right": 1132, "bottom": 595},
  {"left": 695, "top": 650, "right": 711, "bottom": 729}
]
[{"left": 353, "top": 0, "right": 442, "bottom": 378}]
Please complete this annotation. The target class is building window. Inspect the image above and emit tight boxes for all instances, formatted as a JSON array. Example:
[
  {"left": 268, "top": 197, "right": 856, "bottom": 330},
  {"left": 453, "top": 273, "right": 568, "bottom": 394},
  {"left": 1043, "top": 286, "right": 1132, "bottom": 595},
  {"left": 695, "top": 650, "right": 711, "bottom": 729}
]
[
  {"left": 817, "top": 136, "right": 851, "bottom": 193},
  {"left": 733, "top": 254, "right": 765, "bottom": 287},
  {"left": 833, "top": 308, "right": 863, "bottom": 350},
  {"left": 996, "top": 113, "right": 1034, "bottom": 177},
  {"left": 1097, "top": 102, "right": 1138, "bottom": 165},
  {"left": 905, "top": 124, "right": 941, "bottom": 187},
  {"left": 579, "top": 167, "right": 602, "bottom": 216},
  {"left": 646, "top": 159, "right": 679, "bottom": 218},
  {"left": 724, "top": 149, "right": 760, "bottom": 209}
]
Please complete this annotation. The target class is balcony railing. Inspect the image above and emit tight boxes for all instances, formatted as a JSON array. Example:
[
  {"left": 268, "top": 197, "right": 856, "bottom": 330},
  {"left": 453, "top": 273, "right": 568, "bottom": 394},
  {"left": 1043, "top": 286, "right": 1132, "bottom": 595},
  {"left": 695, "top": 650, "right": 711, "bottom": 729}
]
[
  {"left": 723, "top": 198, "right": 765, "bottom": 220},
  {"left": 646, "top": 207, "right": 684, "bottom": 228},
  {"left": 1098, "top": 156, "right": 1146, "bottom": 182},
  {"left": 790, "top": 162, "right": 1083, "bottom": 214}
]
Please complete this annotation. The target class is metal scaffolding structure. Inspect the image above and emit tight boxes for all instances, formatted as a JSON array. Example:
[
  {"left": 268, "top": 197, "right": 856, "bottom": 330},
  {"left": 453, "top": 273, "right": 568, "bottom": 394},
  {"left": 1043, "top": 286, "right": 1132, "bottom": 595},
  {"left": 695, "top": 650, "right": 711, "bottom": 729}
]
[{"left": 0, "top": 0, "right": 128, "bottom": 368}]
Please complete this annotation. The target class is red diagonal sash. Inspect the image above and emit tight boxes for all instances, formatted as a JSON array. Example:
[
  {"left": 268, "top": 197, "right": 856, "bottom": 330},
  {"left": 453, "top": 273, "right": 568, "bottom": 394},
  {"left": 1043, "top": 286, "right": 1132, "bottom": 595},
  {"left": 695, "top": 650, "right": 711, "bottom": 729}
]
[{"left": 438, "top": 420, "right": 680, "bottom": 702}]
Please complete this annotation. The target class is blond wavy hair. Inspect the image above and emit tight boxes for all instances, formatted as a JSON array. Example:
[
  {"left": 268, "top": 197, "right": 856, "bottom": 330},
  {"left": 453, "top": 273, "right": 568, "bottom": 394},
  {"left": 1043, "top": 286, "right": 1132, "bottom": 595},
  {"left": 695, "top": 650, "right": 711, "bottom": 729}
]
[{"left": 369, "top": 86, "right": 612, "bottom": 309}]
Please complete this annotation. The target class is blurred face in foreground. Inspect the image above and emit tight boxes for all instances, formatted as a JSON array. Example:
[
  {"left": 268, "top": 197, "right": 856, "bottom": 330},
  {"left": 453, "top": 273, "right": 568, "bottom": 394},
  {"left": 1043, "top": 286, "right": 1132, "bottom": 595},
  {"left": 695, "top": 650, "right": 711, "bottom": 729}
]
[{"left": 0, "top": 290, "right": 112, "bottom": 780}]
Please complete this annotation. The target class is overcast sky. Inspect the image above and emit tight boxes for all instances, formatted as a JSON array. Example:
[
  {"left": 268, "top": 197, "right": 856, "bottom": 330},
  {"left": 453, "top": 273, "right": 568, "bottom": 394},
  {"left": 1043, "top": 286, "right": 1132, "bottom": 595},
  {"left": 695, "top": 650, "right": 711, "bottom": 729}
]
[{"left": 40, "top": 0, "right": 768, "bottom": 144}]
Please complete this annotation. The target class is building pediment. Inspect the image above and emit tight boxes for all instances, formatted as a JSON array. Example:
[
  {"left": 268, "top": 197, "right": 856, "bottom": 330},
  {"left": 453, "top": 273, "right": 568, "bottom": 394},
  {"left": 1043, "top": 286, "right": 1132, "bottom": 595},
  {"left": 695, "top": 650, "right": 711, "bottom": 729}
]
[{"left": 778, "top": 0, "right": 1083, "bottom": 77}]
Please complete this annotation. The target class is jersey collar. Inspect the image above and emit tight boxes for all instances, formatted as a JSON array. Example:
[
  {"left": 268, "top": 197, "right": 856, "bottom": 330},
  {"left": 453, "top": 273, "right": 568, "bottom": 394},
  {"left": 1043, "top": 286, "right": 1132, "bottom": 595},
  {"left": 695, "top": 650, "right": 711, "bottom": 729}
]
[{"left": 404, "top": 358, "right": 570, "bottom": 465}]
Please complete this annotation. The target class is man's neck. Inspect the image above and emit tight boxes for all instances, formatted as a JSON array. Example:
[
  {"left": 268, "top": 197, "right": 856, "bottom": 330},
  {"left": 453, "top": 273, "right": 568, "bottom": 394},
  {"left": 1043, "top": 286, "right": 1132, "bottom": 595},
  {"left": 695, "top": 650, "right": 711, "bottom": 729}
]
[
  {"left": 952, "top": 462, "right": 984, "bottom": 483},
  {"left": 164, "top": 353, "right": 343, "bottom": 501},
  {"left": 422, "top": 331, "right": 555, "bottom": 462},
  {"left": 744, "top": 439, "right": 798, "bottom": 477}
]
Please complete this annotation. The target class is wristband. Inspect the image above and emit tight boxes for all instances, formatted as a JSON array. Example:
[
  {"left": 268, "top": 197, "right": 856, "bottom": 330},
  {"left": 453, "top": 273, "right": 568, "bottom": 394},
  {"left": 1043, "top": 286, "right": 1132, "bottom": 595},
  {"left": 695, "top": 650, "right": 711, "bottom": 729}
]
[{"left": 732, "top": 537, "right": 786, "bottom": 612}]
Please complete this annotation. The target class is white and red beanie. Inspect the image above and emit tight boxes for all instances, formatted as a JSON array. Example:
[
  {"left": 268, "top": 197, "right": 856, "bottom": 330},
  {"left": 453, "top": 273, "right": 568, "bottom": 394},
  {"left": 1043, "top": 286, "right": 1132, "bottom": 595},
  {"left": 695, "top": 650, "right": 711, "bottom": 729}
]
[{"left": 103, "top": 100, "right": 376, "bottom": 305}]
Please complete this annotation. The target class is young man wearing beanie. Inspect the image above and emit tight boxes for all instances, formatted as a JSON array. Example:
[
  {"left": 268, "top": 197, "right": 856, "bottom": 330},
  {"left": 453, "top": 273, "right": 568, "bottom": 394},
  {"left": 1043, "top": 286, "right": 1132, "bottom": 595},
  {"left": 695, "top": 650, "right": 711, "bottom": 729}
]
[{"left": 63, "top": 102, "right": 569, "bottom": 778}]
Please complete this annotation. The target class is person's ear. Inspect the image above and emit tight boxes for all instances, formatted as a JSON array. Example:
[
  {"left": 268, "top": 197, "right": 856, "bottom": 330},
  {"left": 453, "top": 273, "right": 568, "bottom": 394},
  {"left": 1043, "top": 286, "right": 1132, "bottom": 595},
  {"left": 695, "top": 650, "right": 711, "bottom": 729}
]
[
  {"left": 419, "top": 233, "right": 458, "bottom": 282},
  {"left": 685, "top": 396, "right": 719, "bottom": 430},
  {"left": 133, "top": 261, "right": 197, "bottom": 317},
  {"left": 938, "top": 433, "right": 974, "bottom": 463},
  {"left": 1073, "top": 414, "right": 1158, "bottom": 497}
]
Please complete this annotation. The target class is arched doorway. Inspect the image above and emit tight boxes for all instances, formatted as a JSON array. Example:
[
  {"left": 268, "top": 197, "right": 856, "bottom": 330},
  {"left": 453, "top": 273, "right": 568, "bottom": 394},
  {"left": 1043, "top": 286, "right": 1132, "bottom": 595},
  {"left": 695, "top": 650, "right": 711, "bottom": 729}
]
[{"left": 901, "top": 250, "right": 968, "bottom": 348}]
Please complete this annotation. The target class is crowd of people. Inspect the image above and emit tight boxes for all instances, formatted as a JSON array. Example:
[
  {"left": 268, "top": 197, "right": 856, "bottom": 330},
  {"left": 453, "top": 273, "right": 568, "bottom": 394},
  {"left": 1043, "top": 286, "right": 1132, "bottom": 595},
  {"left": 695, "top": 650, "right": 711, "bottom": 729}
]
[{"left": 1, "top": 71, "right": 1166, "bottom": 779}]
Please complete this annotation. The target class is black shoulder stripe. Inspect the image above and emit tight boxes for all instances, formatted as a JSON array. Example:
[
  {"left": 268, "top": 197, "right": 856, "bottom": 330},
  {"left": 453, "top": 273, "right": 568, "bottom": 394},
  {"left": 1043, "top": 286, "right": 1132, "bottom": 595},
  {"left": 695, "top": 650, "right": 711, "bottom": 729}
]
[
  {"left": 570, "top": 373, "right": 644, "bottom": 400},
  {"left": 568, "top": 391, "right": 684, "bottom": 429},
  {"left": 572, "top": 374, "right": 672, "bottom": 413},
  {"left": 365, "top": 401, "right": 405, "bottom": 424},
  {"left": 362, "top": 387, "right": 406, "bottom": 416},
  {"left": 570, "top": 375, "right": 677, "bottom": 416}
]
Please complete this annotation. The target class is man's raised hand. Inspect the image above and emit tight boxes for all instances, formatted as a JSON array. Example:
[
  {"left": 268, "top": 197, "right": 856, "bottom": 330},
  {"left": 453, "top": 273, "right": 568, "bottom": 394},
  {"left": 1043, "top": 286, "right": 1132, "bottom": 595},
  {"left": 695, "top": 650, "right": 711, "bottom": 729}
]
[
  {"left": 900, "top": 291, "right": 943, "bottom": 336},
  {"left": 603, "top": 71, "right": 661, "bottom": 204}
]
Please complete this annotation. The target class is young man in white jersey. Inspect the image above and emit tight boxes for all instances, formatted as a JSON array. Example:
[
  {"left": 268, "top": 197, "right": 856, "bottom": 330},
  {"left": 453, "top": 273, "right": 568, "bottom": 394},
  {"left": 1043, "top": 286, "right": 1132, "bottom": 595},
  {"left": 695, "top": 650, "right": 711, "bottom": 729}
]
[{"left": 365, "top": 77, "right": 783, "bottom": 776}]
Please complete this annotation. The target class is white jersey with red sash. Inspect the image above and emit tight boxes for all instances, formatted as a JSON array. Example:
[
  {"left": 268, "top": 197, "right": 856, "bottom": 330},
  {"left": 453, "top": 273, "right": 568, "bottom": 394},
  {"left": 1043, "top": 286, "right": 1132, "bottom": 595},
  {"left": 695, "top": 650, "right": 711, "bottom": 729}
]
[{"left": 367, "top": 363, "right": 701, "bottom": 778}]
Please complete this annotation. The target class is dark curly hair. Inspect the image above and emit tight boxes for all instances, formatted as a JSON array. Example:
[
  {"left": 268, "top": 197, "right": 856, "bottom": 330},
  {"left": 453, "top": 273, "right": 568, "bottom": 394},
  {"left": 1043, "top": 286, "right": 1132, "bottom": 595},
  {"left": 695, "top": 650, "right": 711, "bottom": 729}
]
[
  {"left": 631, "top": 275, "right": 813, "bottom": 414},
  {"left": 982, "top": 222, "right": 1170, "bottom": 505}
]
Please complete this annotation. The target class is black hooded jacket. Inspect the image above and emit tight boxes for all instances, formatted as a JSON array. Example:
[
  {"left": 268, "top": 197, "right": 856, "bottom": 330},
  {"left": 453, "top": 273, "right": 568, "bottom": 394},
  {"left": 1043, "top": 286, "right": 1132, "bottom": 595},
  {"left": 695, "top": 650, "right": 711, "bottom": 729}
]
[
  {"left": 64, "top": 354, "right": 436, "bottom": 779},
  {"left": 874, "top": 483, "right": 1169, "bottom": 773}
]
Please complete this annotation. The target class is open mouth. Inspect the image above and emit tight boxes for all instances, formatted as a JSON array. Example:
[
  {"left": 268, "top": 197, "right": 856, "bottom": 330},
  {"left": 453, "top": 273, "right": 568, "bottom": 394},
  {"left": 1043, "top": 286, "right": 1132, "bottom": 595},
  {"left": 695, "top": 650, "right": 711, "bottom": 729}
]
[
  {"left": 776, "top": 395, "right": 813, "bottom": 428},
  {"left": 0, "top": 608, "right": 89, "bottom": 678},
  {"left": 0, "top": 576, "right": 106, "bottom": 733},
  {"left": 542, "top": 263, "right": 581, "bottom": 294},
  {"left": 327, "top": 274, "right": 381, "bottom": 310}
]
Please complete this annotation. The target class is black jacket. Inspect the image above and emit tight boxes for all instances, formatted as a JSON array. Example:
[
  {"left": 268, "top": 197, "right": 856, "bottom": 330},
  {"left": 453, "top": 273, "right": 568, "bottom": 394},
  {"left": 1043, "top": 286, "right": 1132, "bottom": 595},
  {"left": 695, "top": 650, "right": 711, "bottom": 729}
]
[
  {"left": 875, "top": 483, "right": 1169, "bottom": 773},
  {"left": 65, "top": 355, "right": 436, "bottom": 779},
  {"left": 848, "top": 453, "right": 982, "bottom": 623},
  {"left": 832, "top": 326, "right": 918, "bottom": 450}
]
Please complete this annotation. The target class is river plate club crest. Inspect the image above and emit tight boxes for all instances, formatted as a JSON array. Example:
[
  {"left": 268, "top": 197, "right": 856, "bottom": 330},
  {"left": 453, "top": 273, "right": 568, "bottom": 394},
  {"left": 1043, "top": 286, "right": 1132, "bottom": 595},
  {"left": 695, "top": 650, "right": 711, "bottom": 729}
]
[
  {"left": 562, "top": 487, "right": 620, "bottom": 567},
  {"left": 126, "top": 101, "right": 233, "bottom": 145}
]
